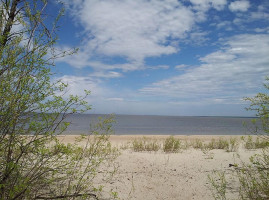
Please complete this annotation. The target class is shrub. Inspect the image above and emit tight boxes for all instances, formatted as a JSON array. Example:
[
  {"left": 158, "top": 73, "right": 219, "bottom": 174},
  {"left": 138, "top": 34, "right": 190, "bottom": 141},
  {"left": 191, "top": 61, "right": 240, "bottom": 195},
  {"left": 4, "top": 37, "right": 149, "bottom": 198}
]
[
  {"left": 132, "top": 137, "right": 160, "bottom": 152},
  {"left": 205, "top": 138, "right": 229, "bottom": 150},
  {"left": 245, "top": 136, "right": 255, "bottom": 149},
  {"left": 207, "top": 139, "right": 217, "bottom": 150},
  {"left": 237, "top": 150, "right": 269, "bottom": 199},
  {"left": 0, "top": 1, "right": 119, "bottom": 199},
  {"left": 192, "top": 139, "right": 204, "bottom": 149},
  {"left": 163, "top": 136, "right": 181, "bottom": 153},
  {"left": 209, "top": 78, "right": 269, "bottom": 200},
  {"left": 245, "top": 136, "right": 269, "bottom": 149},
  {"left": 226, "top": 137, "right": 239, "bottom": 152},
  {"left": 216, "top": 138, "right": 229, "bottom": 150},
  {"left": 208, "top": 171, "right": 227, "bottom": 200}
]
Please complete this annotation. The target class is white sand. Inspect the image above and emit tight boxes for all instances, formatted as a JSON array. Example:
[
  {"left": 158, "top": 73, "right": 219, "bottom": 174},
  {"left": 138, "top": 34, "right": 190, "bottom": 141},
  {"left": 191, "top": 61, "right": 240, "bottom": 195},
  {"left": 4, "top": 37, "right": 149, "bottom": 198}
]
[{"left": 58, "top": 135, "right": 260, "bottom": 200}]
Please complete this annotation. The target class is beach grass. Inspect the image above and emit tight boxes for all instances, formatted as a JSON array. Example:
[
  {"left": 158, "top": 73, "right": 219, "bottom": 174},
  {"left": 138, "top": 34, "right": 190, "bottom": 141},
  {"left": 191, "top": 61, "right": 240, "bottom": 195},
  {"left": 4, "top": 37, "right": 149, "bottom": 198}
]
[
  {"left": 131, "top": 137, "right": 161, "bottom": 152},
  {"left": 123, "top": 135, "right": 267, "bottom": 153}
]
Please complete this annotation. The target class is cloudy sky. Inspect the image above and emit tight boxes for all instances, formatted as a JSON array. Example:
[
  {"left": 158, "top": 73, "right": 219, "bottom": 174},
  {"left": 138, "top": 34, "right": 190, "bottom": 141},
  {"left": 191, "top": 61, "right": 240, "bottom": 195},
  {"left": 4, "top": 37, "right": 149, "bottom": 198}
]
[{"left": 52, "top": 0, "right": 269, "bottom": 116}]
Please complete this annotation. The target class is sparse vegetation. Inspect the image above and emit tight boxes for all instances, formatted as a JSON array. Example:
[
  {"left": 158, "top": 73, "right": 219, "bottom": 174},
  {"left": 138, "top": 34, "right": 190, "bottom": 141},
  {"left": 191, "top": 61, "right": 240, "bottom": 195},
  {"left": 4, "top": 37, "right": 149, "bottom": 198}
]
[
  {"left": 244, "top": 136, "right": 269, "bottom": 149},
  {"left": 132, "top": 137, "right": 161, "bottom": 152},
  {"left": 227, "top": 137, "right": 239, "bottom": 152},
  {"left": 192, "top": 139, "right": 204, "bottom": 149},
  {"left": 208, "top": 171, "right": 227, "bottom": 200},
  {"left": 163, "top": 136, "right": 181, "bottom": 153},
  {"left": 209, "top": 78, "right": 269, "bottom": 200},
  {"left": 128, "top": 136, "right": 264, "bottom": 153},
  {"left": 237, "top": 150, "right": 269, "bottom": 199},
  {"left": 202, "top": 146, "right": 215, "bottom": 159}
]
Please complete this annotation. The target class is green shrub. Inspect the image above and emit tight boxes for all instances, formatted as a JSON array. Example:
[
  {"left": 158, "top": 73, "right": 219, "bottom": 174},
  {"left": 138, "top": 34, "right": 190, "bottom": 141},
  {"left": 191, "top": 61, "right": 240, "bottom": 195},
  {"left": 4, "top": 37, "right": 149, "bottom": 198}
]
[
  {"left": 208, "top": 171, "right": 227, "bottom": 200},
  {"left": 205, "top": 138, "right": 229, "bottom": 150},
  {"left": 245, "top": 136, "right": 255, "bottom": 149},
  {"left": 163, "top": 136, "right": 181, "bottom": 153},
  {"left": 237, "top": 150, "right": 269, "bottom": 199},
  {"left": 254, "top": 137, "right": 269, "bottom": 149},
  {"left": 209, "top": 78, "right": 269, "bottom": 200},
  {"left": 132, "top": 139, "right": 144, "bottom": 151},
  {"left": 245, "top": 136, "right": 269, "bottom": 149},
  {"left": 226, "top": 137, "right": 239, "bottom": 152},
  {"left": 132, "top": 137, "right": 160, "bottom": 152},
  {"left": 216, "top": 138, "right": 229, "bottom": 150},
  {"left": 192, "top": 139, "right": 204, "bottom": 149},
  {"left": 210, "top": 149, "right": 269, "bottom": 200},
  {"left": 207, "top": 139, "right": 216, "bottom": 150}
]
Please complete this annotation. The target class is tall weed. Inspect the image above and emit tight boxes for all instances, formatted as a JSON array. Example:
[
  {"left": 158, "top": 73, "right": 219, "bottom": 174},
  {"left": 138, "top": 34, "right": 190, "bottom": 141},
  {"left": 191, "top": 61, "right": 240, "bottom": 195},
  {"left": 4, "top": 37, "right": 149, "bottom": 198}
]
[
  {"left": 132, "top": 137, "right": 160, "bottom": 152},
  {"left": 163, "top": 136, "right": 181, "bottom": 153}
]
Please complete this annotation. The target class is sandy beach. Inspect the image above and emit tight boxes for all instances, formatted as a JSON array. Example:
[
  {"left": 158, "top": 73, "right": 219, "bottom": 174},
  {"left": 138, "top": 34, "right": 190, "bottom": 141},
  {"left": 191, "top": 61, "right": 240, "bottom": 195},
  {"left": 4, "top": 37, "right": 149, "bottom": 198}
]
[{"left": 58, "top": 135, "right": 261, "bottom": 200}]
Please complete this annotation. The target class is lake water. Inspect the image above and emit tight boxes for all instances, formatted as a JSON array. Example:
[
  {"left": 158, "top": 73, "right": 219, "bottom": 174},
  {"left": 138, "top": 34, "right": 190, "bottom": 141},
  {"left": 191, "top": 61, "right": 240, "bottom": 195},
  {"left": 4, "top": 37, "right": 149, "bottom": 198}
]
[{"left": 63, "top": 114, "right": 257, "bottom": 135}]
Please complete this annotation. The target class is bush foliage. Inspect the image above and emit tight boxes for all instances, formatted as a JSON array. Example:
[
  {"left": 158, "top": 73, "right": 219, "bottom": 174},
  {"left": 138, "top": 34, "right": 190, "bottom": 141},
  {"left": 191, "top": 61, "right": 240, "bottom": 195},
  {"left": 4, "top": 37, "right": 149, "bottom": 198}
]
[
  {"left": 0, "top": 1, "right": 118, "bottom": 199},
  {"left": 209, "top": 78, "right": 269, "bottom": 200}
]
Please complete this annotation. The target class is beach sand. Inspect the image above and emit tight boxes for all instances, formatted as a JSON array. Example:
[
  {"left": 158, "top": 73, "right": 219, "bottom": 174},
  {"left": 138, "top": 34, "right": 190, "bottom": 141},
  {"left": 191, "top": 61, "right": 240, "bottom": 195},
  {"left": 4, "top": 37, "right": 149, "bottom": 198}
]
[{"left": 58, "top": 135, "right": 260, "bottom": 200}]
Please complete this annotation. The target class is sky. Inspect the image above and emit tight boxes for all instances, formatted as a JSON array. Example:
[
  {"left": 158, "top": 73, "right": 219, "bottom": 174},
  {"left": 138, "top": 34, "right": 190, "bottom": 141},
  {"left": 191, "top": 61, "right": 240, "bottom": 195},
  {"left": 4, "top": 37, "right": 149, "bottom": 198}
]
[{"left": 51, "top": 0, "right": 269, "bottom": 116}]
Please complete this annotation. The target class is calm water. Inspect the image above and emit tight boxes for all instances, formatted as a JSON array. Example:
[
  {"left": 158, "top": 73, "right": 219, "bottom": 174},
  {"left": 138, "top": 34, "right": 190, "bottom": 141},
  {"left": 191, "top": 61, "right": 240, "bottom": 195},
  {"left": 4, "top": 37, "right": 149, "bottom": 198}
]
[{"left": 63, "top": 114, "right": 256, "bottom": 135}]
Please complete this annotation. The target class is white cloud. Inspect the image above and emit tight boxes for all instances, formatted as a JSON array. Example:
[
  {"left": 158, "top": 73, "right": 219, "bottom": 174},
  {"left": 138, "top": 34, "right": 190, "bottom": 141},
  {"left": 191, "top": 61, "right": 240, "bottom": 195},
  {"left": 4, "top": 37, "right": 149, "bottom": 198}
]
[
  {"left": 200, "top": 51, "right": 236, "bottom": 63},
  {"left": 175, "top": 64, "right": 189, "bottom": 69},
  {"left": 229, "top": 1, "right": 250, "bottom": 12},
  {"left": 254, "top": 27, "right": 269, "bottom": 33},
  {"left": 140, "top": 34, "right": 269, "bottom": 103},
  {"left": 64, "top": 0, "right": 195, "bottom": 66},
  {"left": 188, "top": 0, "right": 227, "bottom": 23},
  {"left": 148, "top": 65, "right": 170, "bottom": 70},
  {"left": 89, "top": 71, "right": 122, "bottom": 78},
  {"left": 190, "top": 0, "right": 227, "bottom": 11},
  {"left": 54, "top": 33, "right": 269, "bottom": 116},
  {"left": 215, "top": 21, "right": 232, "bottom": 30},
  {"left": 106, "top": 98, "right": 124, "bottom": 102},
  {"left": 57, "top": 75, "right": 105, "bottom": 97},
  {"left": 250, "top": 11, "right": 269, "bottom": 20},
  {"left": 188, "top": 31, "right": 209, "bottom": 45},
  {"left": 56, "top": 48, "right": 91, "bottom": 69}
]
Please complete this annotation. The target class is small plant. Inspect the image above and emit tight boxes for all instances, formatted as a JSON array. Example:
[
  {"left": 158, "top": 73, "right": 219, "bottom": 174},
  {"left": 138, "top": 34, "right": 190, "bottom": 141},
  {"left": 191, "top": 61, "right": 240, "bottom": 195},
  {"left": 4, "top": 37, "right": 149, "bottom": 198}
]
[
  {"left": 208, "top": 171, "right": 227, "bottom": 200},
  {"left": 110, "top": 189, "right": 119, "bottom": 199},
  {"left": 120, "top": 142, "right": 131, "bottom": 150},
  {"left": 182, "top": 140, "right": 191, "bottom": 150},
  {"left": 204, "top": 138, "right": 229, "bottom": 150},
  {"left": 237, "top": 150, "right": 269, "bottom": 199},
  {"left": 226, "top": 137, "right": 239, "bottom": 152},
  {"left": 209, "top": 78, "right": 269, "bottom": 200},
  {"left": 145, "top": 140, "right": 161, "bottom": 151},
  {"left": 192, "top": 139, "right": 204, "bottom": 149},
  {"left": 202, "top": 145, "right": 214, "bottom": 159},
  {"left": 244, "top": 136, "right": 269, "bottom": 149},
  {"left": 207, "top": 138, "right": 216, "bottom": 150},
  {"left": 132, "top": 139, "right": 144, "bottom": 151},
  {"left": 216, "top": 138, "right": 229, "bottom": 150},
  {"left": 245, "top": 135, "right": 255, "bottom": 149},
  {"left": 163, "top": 136, "right": 181, "bottom": 153},
  {"left": 254, "top": 137, "right": 269, "bottom": 149},
  {"left": 208, "top": 172, "right": 227, "bottom": 200},
  {"left": 131, "top": 137, "right": 160, "bottom": 152}
]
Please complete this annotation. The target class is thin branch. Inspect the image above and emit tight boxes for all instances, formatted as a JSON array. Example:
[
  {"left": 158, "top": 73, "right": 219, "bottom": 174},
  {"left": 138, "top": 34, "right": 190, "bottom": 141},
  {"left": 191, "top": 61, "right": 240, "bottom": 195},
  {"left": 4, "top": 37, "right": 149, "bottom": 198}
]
[{"left": 35, "top": 193, "right": 98, "bottom": 200}]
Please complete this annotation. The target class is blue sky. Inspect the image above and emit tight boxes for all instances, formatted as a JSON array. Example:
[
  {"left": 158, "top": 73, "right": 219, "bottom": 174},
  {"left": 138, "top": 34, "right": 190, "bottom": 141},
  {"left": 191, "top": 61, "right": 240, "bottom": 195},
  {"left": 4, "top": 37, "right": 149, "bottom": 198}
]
[{"left": 52, "top": 0, "right": 269, "bottom": 116}]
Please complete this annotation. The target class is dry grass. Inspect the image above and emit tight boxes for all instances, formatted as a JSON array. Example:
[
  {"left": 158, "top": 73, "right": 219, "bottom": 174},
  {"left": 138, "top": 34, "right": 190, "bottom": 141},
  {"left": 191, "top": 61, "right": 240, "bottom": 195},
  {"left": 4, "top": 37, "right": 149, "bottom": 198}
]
[
  {"left": 131, "top": 137, "right": 161, "bottom": 152},
  {"left": 125, "top": 135, "right": 267, "bottom": 153}
]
